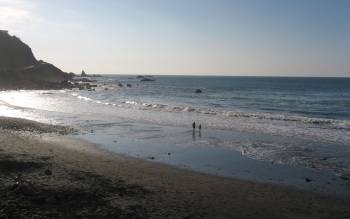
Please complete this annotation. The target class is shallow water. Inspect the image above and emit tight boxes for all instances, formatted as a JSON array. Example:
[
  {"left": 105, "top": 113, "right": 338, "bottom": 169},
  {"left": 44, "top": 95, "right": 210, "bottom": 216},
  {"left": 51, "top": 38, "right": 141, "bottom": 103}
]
[{"left": 0, "top": 75, "right": 350, "bottom": 197}]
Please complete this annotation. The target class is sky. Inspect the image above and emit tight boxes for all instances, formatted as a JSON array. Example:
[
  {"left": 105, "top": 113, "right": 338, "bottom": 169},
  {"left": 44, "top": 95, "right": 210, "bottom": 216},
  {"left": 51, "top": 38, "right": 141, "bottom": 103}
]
[{"left": 0, "top": 0, "right": 349, "bottom": 77}]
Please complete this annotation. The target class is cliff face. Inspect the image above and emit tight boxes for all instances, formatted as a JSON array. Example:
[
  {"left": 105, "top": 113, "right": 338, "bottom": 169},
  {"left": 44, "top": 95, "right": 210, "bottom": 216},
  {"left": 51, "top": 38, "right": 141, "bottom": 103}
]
[
  {"left": 0, "top": 30, "right": 71, "bottom": 89},
  {"left": 0, "top": 30, "right": 37, "bottom": 69}
]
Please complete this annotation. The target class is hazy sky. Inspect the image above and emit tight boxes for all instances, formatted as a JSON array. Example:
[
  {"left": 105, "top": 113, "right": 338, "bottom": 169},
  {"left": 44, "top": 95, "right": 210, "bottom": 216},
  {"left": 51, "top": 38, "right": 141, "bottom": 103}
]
[{"left": 1, "top": 0, "right": 349, "bottom": 76}]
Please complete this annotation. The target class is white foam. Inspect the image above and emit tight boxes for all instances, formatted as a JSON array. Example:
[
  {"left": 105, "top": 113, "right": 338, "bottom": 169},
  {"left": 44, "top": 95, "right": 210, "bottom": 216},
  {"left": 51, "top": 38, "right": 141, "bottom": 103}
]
[
  {"left": 77, "top": 95, "right": 92, "bottom": 101},
  {"left": 125, "top": 101, "right": 138, "bottom": 105},
  {"left": 63, "top": 90, "right": 350, "bottom": 145}
]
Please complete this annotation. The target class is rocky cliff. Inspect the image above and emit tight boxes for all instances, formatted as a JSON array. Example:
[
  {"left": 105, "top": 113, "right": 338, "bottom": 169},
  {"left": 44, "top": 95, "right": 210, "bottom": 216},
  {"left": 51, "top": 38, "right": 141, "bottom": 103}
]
[
  {"left": 0, "top": 30, "right": 37, "bottom": 69},
  {"left": 0, "top": 30, "right": 72, "bottom": 89}
]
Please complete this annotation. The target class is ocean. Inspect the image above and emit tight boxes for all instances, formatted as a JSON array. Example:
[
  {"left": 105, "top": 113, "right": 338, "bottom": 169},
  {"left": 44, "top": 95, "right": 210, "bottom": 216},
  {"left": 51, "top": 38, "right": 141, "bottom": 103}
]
[{"left": 1, "top": 75, "right": 350, "bottom": 196}]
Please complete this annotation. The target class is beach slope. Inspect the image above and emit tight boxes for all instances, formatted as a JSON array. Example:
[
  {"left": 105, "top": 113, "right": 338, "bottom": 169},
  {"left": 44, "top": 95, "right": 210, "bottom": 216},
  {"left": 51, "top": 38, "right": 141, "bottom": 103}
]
[{"left": 0, "top": 117, "right": 349, "bottom": 218}]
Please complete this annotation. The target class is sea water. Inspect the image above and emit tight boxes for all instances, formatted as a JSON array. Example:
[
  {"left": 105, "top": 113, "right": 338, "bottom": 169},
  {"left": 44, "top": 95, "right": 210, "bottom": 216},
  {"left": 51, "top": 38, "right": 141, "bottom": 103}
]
[{"left": 1, "top": 76, "right": 350, "bottom": 197}]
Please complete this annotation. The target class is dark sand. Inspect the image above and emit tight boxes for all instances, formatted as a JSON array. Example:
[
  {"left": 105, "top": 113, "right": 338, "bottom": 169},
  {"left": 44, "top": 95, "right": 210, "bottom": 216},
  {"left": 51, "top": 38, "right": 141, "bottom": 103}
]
[{"left": 0, "top": 117, "right": 349, "bottom": 218}]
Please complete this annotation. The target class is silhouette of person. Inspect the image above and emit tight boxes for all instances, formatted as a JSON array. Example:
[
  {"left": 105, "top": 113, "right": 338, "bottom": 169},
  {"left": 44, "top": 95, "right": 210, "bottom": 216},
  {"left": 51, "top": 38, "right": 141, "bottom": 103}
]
[
  {"left": 198, "top": 124, "right": 202, "bottom": 137},
  {"left": 192, "top": 121, "right": 196, "bottom": 140}
]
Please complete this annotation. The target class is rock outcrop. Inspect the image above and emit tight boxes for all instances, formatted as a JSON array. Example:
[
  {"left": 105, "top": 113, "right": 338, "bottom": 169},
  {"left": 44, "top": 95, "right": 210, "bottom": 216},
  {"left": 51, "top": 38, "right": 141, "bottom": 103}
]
[
  {"left": 81, "top": 70, "right": 87, "bottom": 77},
  {"left": 0, "top": 30, "right": 37, "bottom": 69},
  {"left": 0, "top": 30, "right": 72, "bottom": 89}
]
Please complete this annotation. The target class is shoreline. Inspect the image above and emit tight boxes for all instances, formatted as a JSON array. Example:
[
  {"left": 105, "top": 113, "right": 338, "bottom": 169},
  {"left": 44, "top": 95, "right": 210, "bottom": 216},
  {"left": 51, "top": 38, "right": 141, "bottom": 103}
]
[{"left": 0, "top": 116, "right": 350, "bottom": 218}]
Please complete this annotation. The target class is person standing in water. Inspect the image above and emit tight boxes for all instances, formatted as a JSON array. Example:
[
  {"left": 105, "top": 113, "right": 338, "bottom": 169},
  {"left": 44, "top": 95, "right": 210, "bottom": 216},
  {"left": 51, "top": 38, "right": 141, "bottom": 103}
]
[
  {"left": 198, "top": 124, "right": 202, "bottom": 137},
  {"left": 192, "top": 121, "right": 196, "bottom": 140}
]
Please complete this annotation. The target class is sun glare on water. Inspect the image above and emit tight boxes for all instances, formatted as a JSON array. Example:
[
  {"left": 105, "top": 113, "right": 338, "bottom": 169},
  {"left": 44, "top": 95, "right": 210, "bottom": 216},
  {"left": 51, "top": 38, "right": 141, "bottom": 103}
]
[{"left": 0, "top": 90, "right": 54, "bottom": 121}]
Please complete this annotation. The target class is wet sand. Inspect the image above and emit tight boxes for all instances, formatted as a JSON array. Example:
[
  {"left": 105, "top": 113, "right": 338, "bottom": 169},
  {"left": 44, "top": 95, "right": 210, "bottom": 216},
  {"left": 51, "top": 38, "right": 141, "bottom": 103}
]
[{"left": 0, "top": 117, "right": 350, "bottom": 218}]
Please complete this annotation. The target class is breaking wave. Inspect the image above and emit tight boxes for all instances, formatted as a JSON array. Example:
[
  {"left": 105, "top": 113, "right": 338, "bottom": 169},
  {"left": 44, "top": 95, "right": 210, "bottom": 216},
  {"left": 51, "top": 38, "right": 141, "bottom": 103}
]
[{"left": 70, "top": 93, "right": 350, "bottom": 131}]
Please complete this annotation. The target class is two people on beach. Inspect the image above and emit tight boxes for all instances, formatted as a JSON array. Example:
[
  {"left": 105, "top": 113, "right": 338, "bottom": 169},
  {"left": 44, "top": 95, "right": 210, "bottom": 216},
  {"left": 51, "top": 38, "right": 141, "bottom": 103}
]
[
  {"left": 192, "top": 121, "right": 201, "bottom": 131},
  {"left": 192, "top": 121, "right": 202, "bottom": 139}
]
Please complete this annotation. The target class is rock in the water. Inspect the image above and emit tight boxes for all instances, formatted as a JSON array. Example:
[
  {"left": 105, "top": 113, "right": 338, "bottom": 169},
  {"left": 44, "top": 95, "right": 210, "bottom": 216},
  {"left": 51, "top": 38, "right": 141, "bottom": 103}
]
[
  {"left": 74, "top": 78, "right": 94, "bottom": 83},
  {"left": 195, "top": 89, "right": 202, "bottom": 93},
  {"left": 141, "top": 77, "right": 155, "bottom": 82},
  {"left": 340, "top": 176, "right": 349, "bottom": 181}
]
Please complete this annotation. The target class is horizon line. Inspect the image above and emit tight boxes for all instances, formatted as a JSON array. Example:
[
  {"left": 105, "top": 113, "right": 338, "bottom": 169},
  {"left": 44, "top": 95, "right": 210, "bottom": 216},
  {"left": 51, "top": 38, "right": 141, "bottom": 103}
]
[{"left": 85, "top": 73, "right": 350, "bottom": 78}]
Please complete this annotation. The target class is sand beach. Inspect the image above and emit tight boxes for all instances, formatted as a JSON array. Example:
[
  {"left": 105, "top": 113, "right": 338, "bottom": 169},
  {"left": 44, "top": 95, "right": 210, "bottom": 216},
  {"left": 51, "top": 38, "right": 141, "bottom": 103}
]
[{"left": 0, "top": 117, "right": 349, "bottom": 218}]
